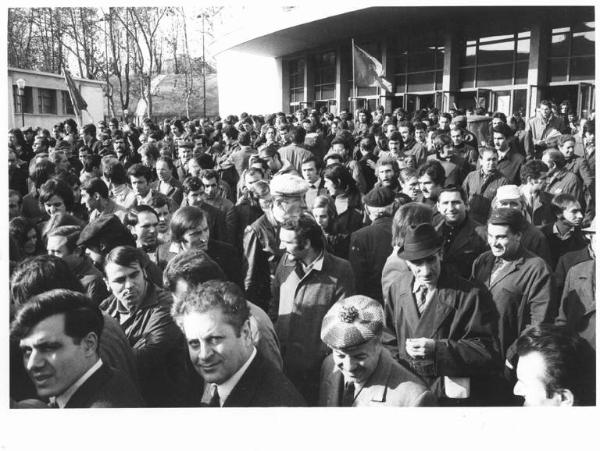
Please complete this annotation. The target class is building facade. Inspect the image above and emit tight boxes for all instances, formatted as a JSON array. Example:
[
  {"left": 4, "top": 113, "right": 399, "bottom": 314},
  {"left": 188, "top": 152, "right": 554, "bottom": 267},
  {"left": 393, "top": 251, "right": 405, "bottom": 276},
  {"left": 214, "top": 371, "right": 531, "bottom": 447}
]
[
  {"left": 8, "top": 67, "right": 105, "bottom": 130},
  {"left": 215, "top": 6, "right": 594, "bottom": 118}
]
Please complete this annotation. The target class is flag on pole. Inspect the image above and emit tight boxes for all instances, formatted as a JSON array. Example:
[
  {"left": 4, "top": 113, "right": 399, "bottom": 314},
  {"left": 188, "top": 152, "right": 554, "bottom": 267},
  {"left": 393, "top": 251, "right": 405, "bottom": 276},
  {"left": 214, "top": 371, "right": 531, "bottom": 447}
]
[
  {"left": 353, "top": 43, "right": 392, "bottom": 92},
  {"left": 63, "top": 69, "right": 88, "bottom": 119}
]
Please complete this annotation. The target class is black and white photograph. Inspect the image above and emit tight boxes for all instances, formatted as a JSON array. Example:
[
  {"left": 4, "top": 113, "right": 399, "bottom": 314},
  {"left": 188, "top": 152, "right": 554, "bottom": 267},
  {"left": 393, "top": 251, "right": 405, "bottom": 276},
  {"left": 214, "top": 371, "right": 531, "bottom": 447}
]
[{"left": 3, "top": 2, "right": 598, "bottom": 450}]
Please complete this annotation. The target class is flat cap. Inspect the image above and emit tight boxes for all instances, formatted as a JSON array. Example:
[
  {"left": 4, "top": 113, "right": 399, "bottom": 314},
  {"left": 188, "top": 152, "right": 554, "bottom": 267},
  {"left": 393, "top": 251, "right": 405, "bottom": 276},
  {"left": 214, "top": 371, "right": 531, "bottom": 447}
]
[
  {"left": 488, "top": 207, "right": 524, "bottom": 230},
  {"left": 321, "top": 295, "right": 384, "bottom": 349},
  {"left": 270, "top": 173, "right": 309, "bottom": 197},
  {"left": 77, "top": 214, "right": 135, "bottom": 251},
  {"left": 364, "top": 186, "right": 395, "bottom": 207},
  {"left": 495, "top": 185, "right": 521, "bottom": 201}
]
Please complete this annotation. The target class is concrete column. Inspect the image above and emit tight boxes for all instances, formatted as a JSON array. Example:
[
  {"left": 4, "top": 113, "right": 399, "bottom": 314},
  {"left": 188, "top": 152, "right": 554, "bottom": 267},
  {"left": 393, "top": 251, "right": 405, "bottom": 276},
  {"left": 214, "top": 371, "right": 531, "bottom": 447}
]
[
  {"left": 305, "top": 53, "right": 315, "bottom": 108},
  {"left": 281, "top": 58, "right": 290, "bottom": 113},
  {"left": 442, "top": 25, "right": 460, "bottom": 111},
  {"left": 339, "top": 43, "right": 351, "bottom": 112},
  {"left": 527, "top": 17, "right": 550, "bottom": 117}
]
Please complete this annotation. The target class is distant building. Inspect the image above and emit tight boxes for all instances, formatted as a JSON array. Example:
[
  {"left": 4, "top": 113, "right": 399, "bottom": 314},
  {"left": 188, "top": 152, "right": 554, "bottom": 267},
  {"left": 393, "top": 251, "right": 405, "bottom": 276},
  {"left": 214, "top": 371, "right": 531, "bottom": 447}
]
[
  {"left": 8, "top": 67, "right": 105, "bottom": 130},
  {"left": 214, "top": 5, "right": 594, "bottom": 117}
]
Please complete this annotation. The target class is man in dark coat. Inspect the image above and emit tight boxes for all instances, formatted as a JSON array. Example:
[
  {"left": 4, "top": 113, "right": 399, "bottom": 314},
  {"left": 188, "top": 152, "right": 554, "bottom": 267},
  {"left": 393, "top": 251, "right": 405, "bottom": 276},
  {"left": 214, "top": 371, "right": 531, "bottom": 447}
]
[
  {"left": 435, "top": 186, "right": 488, "bottom": 279},
  {"left": 349, "top": 186, "right": 395, "bottom": 304},
  {"left": 101, "top": 246, "right": 191, "bottom": 407},
  {"left": 384, "top": 223, "right": 500, "bottom": 406},
  {"left": 171, "top": 280, "right": 305, "bottom": 407},
  {"left": 11, "top": 289, "right": 143, "bottom": 408}
]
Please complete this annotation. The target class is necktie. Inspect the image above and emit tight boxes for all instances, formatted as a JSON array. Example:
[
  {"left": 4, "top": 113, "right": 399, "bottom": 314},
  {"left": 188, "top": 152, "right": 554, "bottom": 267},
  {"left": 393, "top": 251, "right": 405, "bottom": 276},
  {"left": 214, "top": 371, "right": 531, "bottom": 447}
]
[
  {"left": 416, "top": 286, "right": 428, "bottom": 316},
  {"left": 207, "top": 384, "right": 220, "bottom": 407},
  {"left": 294, "top": 261, "right": 305, "bottom": 279},
  {"left": 490, "top": 258, "right": 506, "bottom": 284},
  {"left": 341, "top": 381, "right": 355, "bottom": 407}
]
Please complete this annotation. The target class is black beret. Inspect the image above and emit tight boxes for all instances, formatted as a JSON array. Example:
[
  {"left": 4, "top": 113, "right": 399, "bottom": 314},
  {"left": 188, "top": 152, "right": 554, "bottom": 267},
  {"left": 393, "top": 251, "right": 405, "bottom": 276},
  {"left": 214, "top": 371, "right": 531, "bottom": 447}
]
[
  {"left": 488, "top": 208, "right": 524, "bottom": 230},
  {"left": 77, "top": 214, "right": 135, "bottom": 251},
  {"left": 364, "top": 186, "right": 395, "bottom": 207}
]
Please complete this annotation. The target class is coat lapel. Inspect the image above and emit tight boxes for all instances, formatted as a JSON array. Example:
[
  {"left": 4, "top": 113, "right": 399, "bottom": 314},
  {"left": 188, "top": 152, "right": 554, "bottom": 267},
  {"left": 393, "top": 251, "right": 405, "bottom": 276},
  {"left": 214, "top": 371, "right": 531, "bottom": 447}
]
[
  {"left": 64, "top": 363, "right": 111, "bottom": 408},
  {"left": 355, "top": 350, "right": 391, "bottom": 405},
  {"left": 223, "top": 352, "right": 262, "bottom": 407},
  {"left": 489, "top": 256, "right": 524, "bottom": 289}
]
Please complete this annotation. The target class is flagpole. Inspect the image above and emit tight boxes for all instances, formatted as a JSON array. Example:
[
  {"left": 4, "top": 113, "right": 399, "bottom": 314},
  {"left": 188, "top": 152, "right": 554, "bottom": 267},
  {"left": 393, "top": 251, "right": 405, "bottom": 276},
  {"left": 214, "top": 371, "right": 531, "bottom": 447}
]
[{"left": 351, "top": 38, "right": 356, "bottom": 114}]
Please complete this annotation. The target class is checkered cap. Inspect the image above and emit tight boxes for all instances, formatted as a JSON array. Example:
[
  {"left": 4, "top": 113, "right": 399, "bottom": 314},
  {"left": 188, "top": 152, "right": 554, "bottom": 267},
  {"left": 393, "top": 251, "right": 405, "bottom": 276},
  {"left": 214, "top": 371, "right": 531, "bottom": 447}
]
[{"left": 321, "top": 295, "right": 384, "bottom": 349}]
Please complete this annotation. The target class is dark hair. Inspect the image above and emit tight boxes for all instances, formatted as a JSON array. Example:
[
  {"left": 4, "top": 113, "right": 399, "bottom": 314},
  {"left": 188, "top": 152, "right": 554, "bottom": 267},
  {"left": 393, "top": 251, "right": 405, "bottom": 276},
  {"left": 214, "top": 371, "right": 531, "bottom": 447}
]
[
  {"left": 558, "top": 134, "right": 576, "bottom": 146},
  {"left": 417, "top": 160, "right": 446, "bottom": 187},
  {"left": 492, "top": 123, "right": 513, "bottom": 138},
  {"left": 223, "top": 124, "right": 239, "bottom": 140},
  {"left": 46, "top": 225, "right": 82, "bottom": 253},
  {"left": 82, "top": 123, "right": 97, "bottom": 137},
  {"left": 170, "top": 206, "right": 206, "bottom": 243},
  {"left": 182, "top": 176, "right": 204, "bottom": 194},
  {"left": 289, "top": 125, "right": 306, "bottom": 145},
  {"left": 520, "top": 159, "right": 549, "bottom": 183},
  {"left": 388, "top": 131, "right": 402, "bottom": 142},
  {"left": 259, "top": 142, "right": 281, "bottom": 159},
  {"left": 433, "top": 133, "right": 453, "bottom": 151},
  {"left": 163, "top": 248, "right": 226, "bottom": 293},
  {"left": 124, "top": 204, "right": 158, "bottom": 228},
  {"left": 397, "top": 121, "right": 414, "bottom": 134},
  {"left": 82, "top": 177, "right": 109, "bottom": 199},
  {"left": 41, "top": 213, "right": 82, "bottom": 240},
  {"left": 199, "top": 168, "right": 220, "bottom": 182},
  {"left": 238, "top": 131, "right": 251, "bottom": 146},
  {"left": 147, "top": 192, "right": 172, "bottom": 211},
  {"left": 323, "top": 163, "right": 358, "bottom": 197},
  {"left": 9, "top": 217, "right": 37, "bottom": 251},
  {"left": 139, "top": 143, "right": 160, "bottom": 161},
  {"left": 398, "top": 167, "right": 418, "bottom": 185},
  {"left": 104, "top": 245, "right": 146, "bottom": 271},
  {"left": 438, "top": 185, "right": 467, "bottom": 203},
  {"left": 10, "top": 255, "right": 85, "bottom": 309},
  {"left": 551, "top": 193, "right": 579, "bottom": 217},
  {"left": 11, "top": 289, "right": 103, "bottom": 352},
  {"left": 492, "top": 112, "right": 507, "bottom": 123},
  {"left": 102, "top": 159, "right": 128, "bottom": 185},
  {"left": 171, "top": 280, "right": 250, "bottom": 336},
  {"left": 280, "top": 213, "right": 324, "bottom": 252},
  {"left": 38, "top": 178, "right": 74, "bottom": 212},
  {"left": 583, "top": 120, "right": 595, "bottom": 135},
  {"left": 516, "top": 324, "right": 596, "bottom": 406},
  {"left": 127, "top": 163, "right": 153, "bottom": 182},
  {"left": 301, "top": 155, "right": 321, "bottom": 171},
  {"left": 29, "top": 160, "right": 56, "bottom": 189},
  {"left": 543, "top": 149, "right": 566, "bottom": 169}
]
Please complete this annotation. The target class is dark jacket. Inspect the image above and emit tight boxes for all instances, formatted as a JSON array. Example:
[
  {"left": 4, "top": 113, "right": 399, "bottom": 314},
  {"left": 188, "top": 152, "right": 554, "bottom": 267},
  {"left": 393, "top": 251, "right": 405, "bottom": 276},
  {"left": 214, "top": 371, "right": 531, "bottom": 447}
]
[
  {"left": 554, "top": 246, "right": 592, "bottom": 295},
  {"left": 540, "top": 223, "right": 588, "bottom": 270},
  {"left": 64, "top": 363, "right": 144, "bottom": 408},
  {"left": 220, "top": 351, "right": 306, "bottom": 407},
  {"left": 100, "top": 283, "right": 191, "bottom": 407},
  {"left": 207, "top": 239, "right": 244, "bottom": 290},
  {"left": 462, "top": 170, "right": 509, "bottom": 224},
  {"left": 383, "top": 269, "right": 500, "bottom": 404},
  {"left": 497, "top": 150, "right": 524, "bottom": 185},
  {"left": 349, "top": 215, "right": 393, "bottom": 303},
  {"left": 150, "top": 178, "right": 184, "bottom": 206}
]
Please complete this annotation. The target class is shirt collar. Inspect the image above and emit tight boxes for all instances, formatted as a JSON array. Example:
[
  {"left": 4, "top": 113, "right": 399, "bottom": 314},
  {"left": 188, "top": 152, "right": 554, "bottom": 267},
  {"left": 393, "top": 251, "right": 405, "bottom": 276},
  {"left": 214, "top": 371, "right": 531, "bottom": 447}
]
[
  {"left": 215, "top": 347, "right": 257, "bottom": 406},
  {"left": 412, "top": 278, "right": 437, "bottom": 294},
  {"left": 302, "top": 251, "right": 325, "bottom": 273},
  {"left": 137, "top": 189, "right": 153, "bottom": 204},
  {"left": 52, "top": 359, "right": 103, "bottom": 408}
]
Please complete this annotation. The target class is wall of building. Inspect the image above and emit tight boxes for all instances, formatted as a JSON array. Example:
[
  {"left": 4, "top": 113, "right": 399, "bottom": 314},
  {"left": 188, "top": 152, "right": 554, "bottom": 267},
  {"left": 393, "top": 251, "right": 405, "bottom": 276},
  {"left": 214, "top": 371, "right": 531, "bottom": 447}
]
[
  {"left": 215, "top": 50, "right": 282, "bottom": 117},
  {"left": 8, "top": 68, "right": 105, "bottom": 130}
]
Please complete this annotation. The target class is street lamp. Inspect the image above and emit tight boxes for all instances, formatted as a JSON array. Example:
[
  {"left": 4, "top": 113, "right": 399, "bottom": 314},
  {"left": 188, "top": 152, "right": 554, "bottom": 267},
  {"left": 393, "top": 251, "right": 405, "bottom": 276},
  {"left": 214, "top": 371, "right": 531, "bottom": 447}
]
[{"left": 16, "top": 78, "right": 26, "bottom": 127}]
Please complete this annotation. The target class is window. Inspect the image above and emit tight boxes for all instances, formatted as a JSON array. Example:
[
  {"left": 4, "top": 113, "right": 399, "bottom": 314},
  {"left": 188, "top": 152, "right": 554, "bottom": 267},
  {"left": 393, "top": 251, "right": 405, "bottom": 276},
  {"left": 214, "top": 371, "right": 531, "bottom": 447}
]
[
  {"left": 314, "top": 51, "right": 336, "bottom": 101},
  {"left": 62, "top": 91, "right": 74, "bottom": 115},
  {"left": 38, "top": 88, "right": 57, "bottom": 114},
  {"left": 458, "top": 30, "right": 530, "bottom": 89},
  {"left": 288, "top": 58, "right": 305, "bottom": 105},
  {"left": 12, "top": 85, "right": 33, "bottom": 114},
  {"left": 389, "top": 32, "right": 444, "bottom": 94},
  {"left": 348, "top": 42, "right": 381, "bottom": 98},
  {"left": 549, "top": 21, "right": 595, "bottom": 82}
]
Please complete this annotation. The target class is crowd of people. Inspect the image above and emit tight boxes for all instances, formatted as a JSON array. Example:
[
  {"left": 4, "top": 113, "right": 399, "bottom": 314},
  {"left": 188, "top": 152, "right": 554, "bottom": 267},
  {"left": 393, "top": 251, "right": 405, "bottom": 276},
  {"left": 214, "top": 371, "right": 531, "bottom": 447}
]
[{"left": 7, "top": 100, "right": 596, "bottom": 408}]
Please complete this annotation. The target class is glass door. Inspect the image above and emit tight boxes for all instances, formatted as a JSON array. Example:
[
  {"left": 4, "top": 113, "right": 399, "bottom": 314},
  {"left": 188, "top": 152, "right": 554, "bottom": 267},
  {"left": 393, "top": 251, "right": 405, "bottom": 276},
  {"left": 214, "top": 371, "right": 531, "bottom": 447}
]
[{"left": 578, "top": 82, "right": 595, "bottom": 118}]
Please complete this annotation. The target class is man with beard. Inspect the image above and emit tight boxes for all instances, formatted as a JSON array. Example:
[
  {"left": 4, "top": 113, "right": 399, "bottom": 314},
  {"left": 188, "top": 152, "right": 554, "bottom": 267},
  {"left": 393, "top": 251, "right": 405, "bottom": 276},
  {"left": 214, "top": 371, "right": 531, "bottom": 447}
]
[
  {"left": 540, "top": 194, "right": 588, "bottom": 269},
  {"left": 101, "top": 245, "right": 191, "bottom": 407},
  {"left": 416, "top": 160, "right": 445, "bottom": 226},
  {"left": 273, "top": 213, "right": 354, "bottom": 405}
]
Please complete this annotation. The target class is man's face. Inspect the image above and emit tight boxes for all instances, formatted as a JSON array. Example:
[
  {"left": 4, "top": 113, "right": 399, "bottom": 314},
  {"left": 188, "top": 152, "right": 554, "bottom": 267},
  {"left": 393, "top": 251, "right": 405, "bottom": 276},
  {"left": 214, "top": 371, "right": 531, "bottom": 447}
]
[
  {"left": 186, "top": 189, "right": 204, "bottom": 207},
  {"left": 79, "top": 150, "right": 93, "bottom": 167},
  {"left": 113, "top": 139, "right": 127, "bottom": 155},
  {"left": 279, "top": 227, "right": 309, "bottom": 262},
  {"left": 493, "top": 132, "right": 506, "bottom": 151},
  {"left": 46, "top": 235, "right": 77, "bottom": 268},
  {"left": 414, "top": 128, "right": 426, "bottom": 143},
  {"left": 312, "top": 207, "right": 329, "bottom": 229},
  {"left": 141, "top": 152, "right": 155, "bottom": 169},
  {"left": 44, "top": 195, "right": 67, "bottom": 216},
  {"left": 332, "top": 339, "right": 381, "bottom": 386},
  {"left": 492, "top": 117, "right": 504, "bottom": 128},
  {"left": 170, "top": 125, "right": 182, "bottom": 137},
  {"left": 182, "top": 309, "right": 252, "bottom": 385},
  {"left": 134, "top": 211, "right": 159, "bottom": 250},
  {"left": 105, "top": 261, "right": 148, "bottom": 310},
  {"left": 80, "top": 190, "right": 99, "bottom": 213},
  {"left": 244, "top": 172, "right": 263, "bottom": 192},
  {"left": 9, "top": 194, "right": 21, "bottom": 219},
  {"left": 487, "top": 223, "right": 521, "bottom": 258},
  {"left": 130, "top": 175, "right": 150, "bottom": 197},
  {"left": 528, "top": 172, "right": 548, "bottom": 193},
  {"left": 385, "top": 124, "right": 397, "bottom": 139},
  {"left": 480, "top": 150, "right": 498, "bottom": 175},
  {"left": 562, "top": 202, "right": 584, "bottom": 227},
  {"left": 401, "top": 176, "right": 421, "bottom": 200},
  {"left": 156, "top": 160, "right": 172, "bottom": 182},
  {"left": 437, "top": 191, "right": 467, "bottom": 225},
  {"left": 399, "top": 126, "right": 412, "bottom": 143},
  {"left": 19, "top": 314, "right": 94, "bottom": 398},
  {"left": 559, "top": 140, "right": 576, "bottom": 159},
  {"left": 331, "top": 143, "right": 347, "bottom": 158},
  {"left": 439, "top": 144, "right": 455, "bottom": 160},
  {"left": 388, "top": 139, "right": 401, "bottom": 154},
  {"left": 301, "top": 161, "right": 319, "bottom": 184},
  {"left": 179, "top": 146, "right": 193, "bottom": 163},
  {"left": 259, "top": 153, "right": 279, "bottom": 171},
  {"left": 418, "top": 174, "right": 438, "bottom": 200},
  {"left": 539, "top": 103, "right": 551, "bottom": 119},
  {"left": 514, "top": 351, "right": 564, "bottom": 406},
  {"left": 33, "top": 138, "right": 47, "bottom": 153},
  {"left": 377, "top": 164, "right": 395, "bottom": 187},
  {"left": 496, "top": 198, "right": 523, "bottom": 212},
  {"left": 155, "top": 204, "right": 172, "bottom": 234},
  {"left": 450, "top": 130, "right": 463, "bottom": 146},
  {"left": 201, "top": 177, "right": 219, "bottom": 200},
  {"left": 405, "top": 252, "right": 442, "bottom": 288},
  {"left": 181, "top": 218, "right": 210, "bottom": 251},
  {"left": 358, "top": 112, "right": 367, "bottom": 123},
  {"left": 439, "top": 116, "right": 450, "bottom": 130}
]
